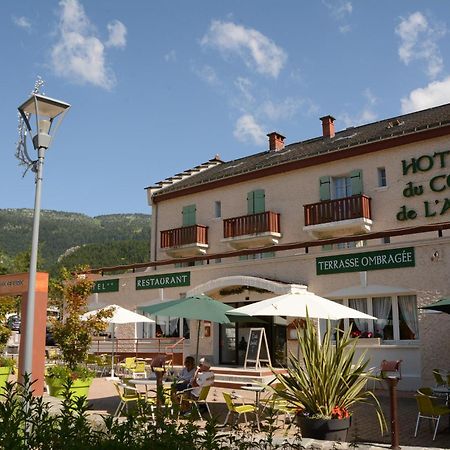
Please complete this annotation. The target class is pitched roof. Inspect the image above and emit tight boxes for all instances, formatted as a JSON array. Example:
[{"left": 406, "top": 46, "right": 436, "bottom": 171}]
[{"left": 149, "top": 103, "right": 450, "bottom": 201}]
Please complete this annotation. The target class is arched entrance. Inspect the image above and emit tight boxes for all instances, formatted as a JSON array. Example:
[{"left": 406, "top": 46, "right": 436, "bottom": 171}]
[
  {"left": 0, "top": 272, "right": 48, "bottom": 395},
  {"left": 188, "top": 276, "right": 305, "bottom": 366}
]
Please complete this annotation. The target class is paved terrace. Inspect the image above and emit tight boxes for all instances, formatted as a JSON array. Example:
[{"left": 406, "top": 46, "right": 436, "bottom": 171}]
[{"left": 44, "top": 378, "right": 450, "bottom": 450}]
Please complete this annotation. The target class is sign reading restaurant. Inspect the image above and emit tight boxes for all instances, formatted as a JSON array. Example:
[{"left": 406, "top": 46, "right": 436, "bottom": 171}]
[
  {"left": 316, "top": 247, "right": 415, "bottom": 275},
  {"left": 136, "top": 272, "right": 190, "bottom": 290}
]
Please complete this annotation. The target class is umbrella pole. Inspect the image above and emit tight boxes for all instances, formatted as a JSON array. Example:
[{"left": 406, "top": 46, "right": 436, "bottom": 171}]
[
  {"left": 195, "top": 320, "right": 201, "bottom": 364},
  {"left": 110, "top": 323, "right": 116, "bottom": 378}
]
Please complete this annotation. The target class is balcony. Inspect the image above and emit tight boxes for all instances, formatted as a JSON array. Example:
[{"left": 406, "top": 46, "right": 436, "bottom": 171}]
[
  {"left": 303, "top": 194, "right": 373, "bottom": 239},
  {"left": 222, "top": 211, "right": 281, "bottom": 250},
  {"left": 160, "top": 225, "right": 208, "bottom": 258}
]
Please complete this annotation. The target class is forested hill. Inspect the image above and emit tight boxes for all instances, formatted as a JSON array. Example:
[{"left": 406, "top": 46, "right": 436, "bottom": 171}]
[{"left": 0, "top": 209, "right": 151, "bottom": 274}]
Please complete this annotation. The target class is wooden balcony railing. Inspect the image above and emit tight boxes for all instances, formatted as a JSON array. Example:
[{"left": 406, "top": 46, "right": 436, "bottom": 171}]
[
  {"left": 160, "top": 224, "right": 208, "bottom": 248},
  {"left": 304, "top": 194, "right": 372, "bottom": 226},
  {"left": 223, "top": 211, "right": 281, "bottom": 238}
]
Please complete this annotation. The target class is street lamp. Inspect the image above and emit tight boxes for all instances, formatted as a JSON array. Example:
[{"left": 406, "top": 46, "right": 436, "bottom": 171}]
[{"left": 17, "top": 93, "right": 70, "bottom": 379}]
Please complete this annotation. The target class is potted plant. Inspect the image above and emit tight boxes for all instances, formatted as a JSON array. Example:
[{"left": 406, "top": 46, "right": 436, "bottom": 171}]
[
  {"left": 46, "top": 267, "right": 112, "bottom": 399},
  {"left": 271, "top": 315, "right": 386, "bottom": 441}
]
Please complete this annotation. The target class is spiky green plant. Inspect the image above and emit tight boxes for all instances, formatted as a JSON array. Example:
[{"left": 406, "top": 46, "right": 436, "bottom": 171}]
[{"left": 271, "top": 315, "right": 386, "bottom": 432}]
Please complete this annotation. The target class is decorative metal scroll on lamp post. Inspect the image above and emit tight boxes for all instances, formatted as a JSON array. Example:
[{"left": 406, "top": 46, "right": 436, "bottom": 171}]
[{"left": 16, "top": 78, "right": 70, "bottom": 381}]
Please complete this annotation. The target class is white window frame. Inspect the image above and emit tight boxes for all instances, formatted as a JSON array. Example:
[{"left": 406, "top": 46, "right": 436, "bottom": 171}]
[
  {"left": 327, "top": 294, "right": 418, "bottom": 343},
  {"left": 377, "top": 167, "right": 387, "bottom": 187}
]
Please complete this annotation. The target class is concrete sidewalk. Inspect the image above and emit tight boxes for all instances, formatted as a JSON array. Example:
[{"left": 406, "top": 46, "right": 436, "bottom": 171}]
[{"left": 46, "top": 378, "right": 450, "bottom": 450}]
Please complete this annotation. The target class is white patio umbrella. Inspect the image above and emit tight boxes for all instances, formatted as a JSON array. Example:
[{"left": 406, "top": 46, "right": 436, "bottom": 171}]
[
  {"left": 82, "top": 304, "right": 154, "bottom": 378},
  {"left": 227, "top": 291, "right": 376, "bottom": 320}
]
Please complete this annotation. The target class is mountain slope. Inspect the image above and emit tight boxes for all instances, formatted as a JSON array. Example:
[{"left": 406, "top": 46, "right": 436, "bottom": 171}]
[{"left": 0, "top": 209, "right": 151, "bottom": 272}]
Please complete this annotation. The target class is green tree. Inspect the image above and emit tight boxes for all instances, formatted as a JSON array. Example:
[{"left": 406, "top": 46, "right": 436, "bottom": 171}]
[{"left": 51, "top": 267, "right": 113, "bottom": 371}]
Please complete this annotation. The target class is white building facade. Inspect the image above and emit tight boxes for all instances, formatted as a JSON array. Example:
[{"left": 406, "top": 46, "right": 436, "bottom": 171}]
[{"left": 90, "top": 107, "right": 450, "bottom": 390}]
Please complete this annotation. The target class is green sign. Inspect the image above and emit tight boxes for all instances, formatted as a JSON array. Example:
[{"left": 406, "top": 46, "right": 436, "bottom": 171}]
[
  {"left": 136, "top": 272, "right": 190, "bottom": 290},
  {"left": 316, "top": 247, "right": 415, "bottom": 275},
  {"left": 92, "top": 279, "right": 119, "bottom": 293}
]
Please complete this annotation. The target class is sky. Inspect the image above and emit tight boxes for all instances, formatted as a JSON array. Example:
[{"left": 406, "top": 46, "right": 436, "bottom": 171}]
[{"left": 2, "top": 1, "right": 450, "bottom": 217}]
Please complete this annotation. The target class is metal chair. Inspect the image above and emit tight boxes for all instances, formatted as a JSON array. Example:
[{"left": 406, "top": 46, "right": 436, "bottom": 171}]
[
  {"left": 432, "top": 369, "right": 448, "bottom": 387},
  {"left": 129, "top": 361, "right": 147, "bottom": 378},
  {"left": 113, "top": 381, "right": 140, "bottom": 417},
  {"left": 414, "top": 392, "right": 450, "bottom": 441},
  {"left": 178, "top": 385, "right": 212, "bottom": 419},
  {"left": 222, "top": 392, "right": 259, "bottom": 429}
]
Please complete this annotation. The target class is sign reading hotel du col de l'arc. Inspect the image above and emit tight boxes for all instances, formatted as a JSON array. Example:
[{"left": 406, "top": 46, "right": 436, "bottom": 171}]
[
  {"left": 316, "top": 247, "right": 415, "bottom": 275},
  {"left": 136, "top": 272, "right": 190, "bottom": 290}
]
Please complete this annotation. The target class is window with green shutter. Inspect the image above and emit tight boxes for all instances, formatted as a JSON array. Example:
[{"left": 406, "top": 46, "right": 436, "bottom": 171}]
[
  {"left": 247, "top": 189, "right": 265, "bottom": 214},
  {"left": 182, "top": 204, "right": 196, "bottom": 226},
  {"left": 319, "top": 176, "right": 331, "bottom": 201},
  {"left": 350, "top": 169, "right": 363, "bottom": 195}
]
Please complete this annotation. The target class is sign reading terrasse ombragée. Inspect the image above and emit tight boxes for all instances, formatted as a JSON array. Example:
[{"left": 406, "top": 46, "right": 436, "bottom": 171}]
[
  {"left": 316, "top": 247, "right": 415, "bottom": 275},
  {"left": 136, "top": 272, "right": 190, "bottom": 290}
]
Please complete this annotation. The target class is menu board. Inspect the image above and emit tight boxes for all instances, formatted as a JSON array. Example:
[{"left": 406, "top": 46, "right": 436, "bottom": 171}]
[{"left": 244, "top": 328, "right": 271, "bottom": 369}]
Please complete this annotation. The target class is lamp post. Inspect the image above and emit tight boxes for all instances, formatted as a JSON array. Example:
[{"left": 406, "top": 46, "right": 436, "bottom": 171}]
[{"left": 17, "top": 93, "right": 70, "bottom": 380}]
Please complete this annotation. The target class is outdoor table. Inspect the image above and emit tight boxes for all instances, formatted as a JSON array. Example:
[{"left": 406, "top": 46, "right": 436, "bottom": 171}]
[
  {"left": 241, "top": 384, "right": 265, "bottom": 409},
  {"left": 129, "top": 378, "right": 173, "bottom": 399},
  {"left": 433, "top": 385, "right": 450, "bottom": 405}
]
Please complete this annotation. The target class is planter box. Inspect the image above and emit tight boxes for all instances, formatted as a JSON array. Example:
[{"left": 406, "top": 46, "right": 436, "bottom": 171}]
[
  {"left": 0, "top": 366, "right": 11, "bottom": 392},
  {"left": 355, "top": 338, "right": 381, "bottom": 346},
  {"left": 45, "top": 376, "right": 93, "bottom": 400},
  {"left": 297, "top": 415, "right": 350, "bottom": 441}
]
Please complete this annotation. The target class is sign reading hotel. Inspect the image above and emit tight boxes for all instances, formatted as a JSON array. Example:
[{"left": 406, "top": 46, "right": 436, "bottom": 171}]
[
  {"left": 316, "top": 247, "right": 415, "bottom": 275},
  {"left": 397, "top": 151, "right": 450, "bottom": 221},
  {"left": 136, "top": 272, "right": 190, "bottom": 290},
  {"left": 92, "top": 279, "right": 119, "bottom": 293}
]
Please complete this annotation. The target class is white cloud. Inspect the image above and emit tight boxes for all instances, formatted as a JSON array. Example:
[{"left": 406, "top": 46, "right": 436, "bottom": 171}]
[
  {"left": 401, "top": 76, "right": 450, "bottom": 113},
  {"left": 193, "top": 64, "right": 219, "bottom": 85},
  {"left": 339, "top": 89, "right": 378, "bottom": 127},
  {"left": 234, "top": 114, "right": 266, "bottom": 145},
  {"left": 201, "top": 20, "right": 287, "bottom": 78},
  {"left": 323, "top": 0, "right": 352, "bottom": 32},
  {"left": 395, "top": 12, "right": 445, "bottom": 79},
  {"left": 51, "top": 0, "right": 120, "bottom": 89},
  {"left": 234, "top": 77, "right": 254, "bottom": 105},
  {"left": 260, "top": 98, "right": 303, "bottom": 121},
  {"left": 164, "top": 50, "right": 176, "bottom": 62},
  {"left": 106, "top": 20, "right": 127, "bottom": 49},
  {"left": 13, "top": 16, "right": 31, "bottom": 30}
]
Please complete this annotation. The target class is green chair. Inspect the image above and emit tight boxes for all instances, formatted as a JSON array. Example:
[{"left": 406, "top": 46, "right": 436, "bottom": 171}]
[
  {"left": 222, "top": 392, "right": 259, "bottom": 429},
  {"left": 414, "top": 393, "right": 450, "bottom": 441}
]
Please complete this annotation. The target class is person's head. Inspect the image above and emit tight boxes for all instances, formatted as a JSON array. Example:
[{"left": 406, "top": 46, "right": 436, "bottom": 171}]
[
  {"left": 199, "top": 359, "right": 211, "bottom": 371},
  {"left": 184, "top": 356, "right": 195, "bottom": 370}
]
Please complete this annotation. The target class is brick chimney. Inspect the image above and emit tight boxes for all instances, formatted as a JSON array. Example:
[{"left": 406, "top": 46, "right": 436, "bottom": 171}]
[
  {"left": 320, "top": 115, "right": 336, "bottom": 138},
  {"left": 267, "top": 132, "right": 286, "bottom": 151}
]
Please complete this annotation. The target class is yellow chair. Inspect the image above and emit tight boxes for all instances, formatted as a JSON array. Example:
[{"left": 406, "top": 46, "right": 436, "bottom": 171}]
[
  {"left": 113, "top": 382, "right": 140, "bottom": 417},
  {"left": 178, "top": 385, "right": 212, "bottom": 419},
  {"left": 414, "top": 393, "right": 450, "bottom": 441},
  {"left": 432, "top": 369, "right": 447, "bottom": 387},
  {"left": 129, "top": 361, "right": 147, "bottom": 378},
  {"left": 222, "top": 392, "right": 259, "bottom": 429}
]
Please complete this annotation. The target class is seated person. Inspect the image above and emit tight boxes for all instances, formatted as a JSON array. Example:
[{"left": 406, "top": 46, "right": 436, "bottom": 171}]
[
  {"left": 175, "top": 356, "right": 196, "bottom": 391},
  {"left": 188, "top": 359, "right": 215, "bottom": 399},
  {"left": 179, "top": 359, "right": 214, "bottom": 414}
]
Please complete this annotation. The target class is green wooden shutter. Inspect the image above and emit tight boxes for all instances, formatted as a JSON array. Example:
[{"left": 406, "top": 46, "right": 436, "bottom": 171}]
[
  {"left": 254, "top": 189, "right": 265, "bottom": 213},
  {"left": 247, "top": 191, "right": 255, "bottom": 214},
  {"left": 182, "top": 204, "right": 196, "bottom": 226},
  {"left": 319, "top": 176, "right": 331, "bottom": 201},
  {"left": 247, "top": 189, "right": 265, "bottom": 214},
  {"left": 350, "top": 170, "right": 363, "bottom": 195}
]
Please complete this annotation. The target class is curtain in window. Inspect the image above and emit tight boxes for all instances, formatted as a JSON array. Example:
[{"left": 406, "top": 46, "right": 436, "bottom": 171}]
[
  {"left": 349, "top": 298, "right": 369, "bottom": 333},
  {"left": 169, "top": 318, "right": 179, "bottom": 337},
  {"left": 398, "top": 295, "right": 419, "bottom": 339},
  {"left": 372, "top": 297, "right": 391, "bottom": 339}
]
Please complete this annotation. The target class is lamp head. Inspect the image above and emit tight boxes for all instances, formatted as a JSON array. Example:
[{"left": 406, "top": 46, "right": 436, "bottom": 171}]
[{"left": 18, "top": 93, "right": 70, "bottom": 150}]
